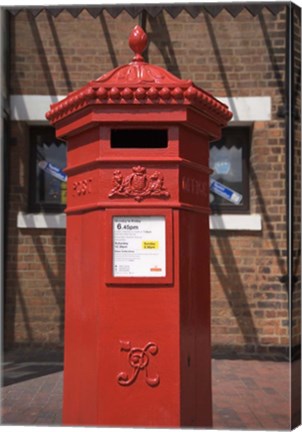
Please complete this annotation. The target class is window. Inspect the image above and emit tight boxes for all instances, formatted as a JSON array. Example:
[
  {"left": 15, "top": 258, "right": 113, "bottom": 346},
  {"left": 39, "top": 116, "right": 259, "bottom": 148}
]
[
  {"left": 210, "top": 126, "right": 250, "bottom": 214},
  {"left": 28, "top": 126, "right": 67, "bottom": 213}
]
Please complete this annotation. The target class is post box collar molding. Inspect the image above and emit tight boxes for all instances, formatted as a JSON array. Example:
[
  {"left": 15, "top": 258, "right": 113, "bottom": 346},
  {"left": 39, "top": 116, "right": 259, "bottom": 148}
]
[{"left": 46, "top": 25, "right": 232, "bottom": 125}]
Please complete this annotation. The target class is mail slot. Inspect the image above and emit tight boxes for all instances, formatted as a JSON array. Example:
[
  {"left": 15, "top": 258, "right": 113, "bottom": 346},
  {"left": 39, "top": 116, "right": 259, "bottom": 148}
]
[
  {"left": 111, "top": 129, "right": 168, "bottom": 148},
  {"left": 46, "top": 25, "right": 232, "bottom": 428}
]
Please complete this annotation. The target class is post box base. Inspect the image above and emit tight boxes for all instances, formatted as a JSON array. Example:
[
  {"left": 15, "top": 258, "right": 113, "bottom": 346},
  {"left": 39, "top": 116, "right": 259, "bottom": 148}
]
[{"left": 62, "top": 209, "right": 212, "bottom": 428}]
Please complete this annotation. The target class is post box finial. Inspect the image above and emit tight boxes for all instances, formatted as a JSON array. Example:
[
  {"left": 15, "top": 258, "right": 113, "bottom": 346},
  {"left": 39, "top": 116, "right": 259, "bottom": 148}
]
[{"left": 129, "top": 25, "right": 147, "bottom": 62}]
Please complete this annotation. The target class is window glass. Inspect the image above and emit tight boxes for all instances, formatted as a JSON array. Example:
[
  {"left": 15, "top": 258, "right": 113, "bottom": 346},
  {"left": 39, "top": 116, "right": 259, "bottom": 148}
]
[
  {"left": 210, "top": 127, "right": 250, "bottom": 213},
  {"left": 29, "top": 127, "right": 66, "bottom": 212}
]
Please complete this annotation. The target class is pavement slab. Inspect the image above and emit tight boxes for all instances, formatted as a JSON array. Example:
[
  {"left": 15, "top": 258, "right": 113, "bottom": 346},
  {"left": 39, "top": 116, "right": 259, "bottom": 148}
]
[{"left": 1, "top": 352, "right": 295, "bottom": 430}]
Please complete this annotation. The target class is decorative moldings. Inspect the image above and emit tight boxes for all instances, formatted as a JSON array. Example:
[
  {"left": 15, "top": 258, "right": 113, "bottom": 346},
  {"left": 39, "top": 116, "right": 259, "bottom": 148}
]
[
  {"left": 72, "top": 178, "right": 93, "bottom": 197},
  {"left": 117, "top": 340, "right": 160, "bottom": 387},
  {"left": 108, "top": 166, "right": 170, "bottom": 202},
  {"left": 45, "top": 83, "right": 232, "bottom": 124}
]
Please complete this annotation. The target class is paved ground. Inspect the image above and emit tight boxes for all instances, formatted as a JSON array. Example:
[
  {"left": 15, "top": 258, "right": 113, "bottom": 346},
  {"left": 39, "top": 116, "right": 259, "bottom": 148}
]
[{"left": 0, "top": 351, "right": 297, "bottom": 430}]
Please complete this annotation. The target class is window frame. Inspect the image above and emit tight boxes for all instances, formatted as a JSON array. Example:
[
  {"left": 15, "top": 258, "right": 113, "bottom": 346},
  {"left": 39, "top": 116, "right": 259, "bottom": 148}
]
[
  {"left": 210, "top": 125, "right": 251, "bottom": 215},
  {"left": 28, "top": 126, "right": 66, "bottom": 214}
]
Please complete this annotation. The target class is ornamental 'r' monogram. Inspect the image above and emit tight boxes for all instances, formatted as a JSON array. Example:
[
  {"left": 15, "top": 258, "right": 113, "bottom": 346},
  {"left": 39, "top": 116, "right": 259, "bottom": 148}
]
[
  {"left": 117, "top": 340, "right": 160, "bottom": 387},
  {"left": 108, "top": 166, "right": 170, "bottom": 202}
]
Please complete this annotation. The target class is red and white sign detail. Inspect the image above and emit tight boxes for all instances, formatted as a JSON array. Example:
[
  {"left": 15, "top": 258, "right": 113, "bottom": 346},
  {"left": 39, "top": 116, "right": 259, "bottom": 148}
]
[{"left": 112, "top": 216, "right": 166, "bottom": 277}]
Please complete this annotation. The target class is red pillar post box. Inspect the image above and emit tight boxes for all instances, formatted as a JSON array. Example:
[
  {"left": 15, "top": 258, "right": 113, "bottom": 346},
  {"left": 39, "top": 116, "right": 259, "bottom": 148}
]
[{"left": 46, "top": 26, "right": 232, "bottom": 428}]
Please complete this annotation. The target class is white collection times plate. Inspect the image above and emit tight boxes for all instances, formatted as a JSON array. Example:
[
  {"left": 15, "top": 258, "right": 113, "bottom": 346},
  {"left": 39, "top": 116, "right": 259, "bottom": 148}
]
[{"left": 112, "top": 216, "right": 166, "bottom": 277}]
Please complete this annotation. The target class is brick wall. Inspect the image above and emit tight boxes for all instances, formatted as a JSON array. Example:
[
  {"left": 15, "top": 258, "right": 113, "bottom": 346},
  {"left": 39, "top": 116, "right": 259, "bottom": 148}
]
[
  {"left": 6, "top": 7, "right": 293, "bottom": 358},
  {"left": 292, "top": 5, "right": 301, "bottom": 351},
  {"left": 5, "top": 121, "right": 65, "bottom": 348}
]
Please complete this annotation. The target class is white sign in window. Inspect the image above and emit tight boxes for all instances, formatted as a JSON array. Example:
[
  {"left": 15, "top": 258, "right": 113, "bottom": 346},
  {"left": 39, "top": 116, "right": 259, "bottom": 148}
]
[{"left": 113, "top": 216, "right": 166, "bottom": 277}]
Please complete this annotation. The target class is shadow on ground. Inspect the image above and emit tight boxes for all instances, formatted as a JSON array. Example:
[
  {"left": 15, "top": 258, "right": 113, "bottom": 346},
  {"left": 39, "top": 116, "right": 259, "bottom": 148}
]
[{"left": 2, "top": 350, "right": 64, "bottom": 387}]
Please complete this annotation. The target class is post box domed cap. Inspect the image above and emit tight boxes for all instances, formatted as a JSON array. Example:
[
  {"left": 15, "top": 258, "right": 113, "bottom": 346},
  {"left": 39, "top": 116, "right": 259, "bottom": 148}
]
[
  {"left": 94, "top": 24, "right": 194, "bottom": 88},
  {"left": 46, "top": 25, "right": 232, "bottom": 125}
]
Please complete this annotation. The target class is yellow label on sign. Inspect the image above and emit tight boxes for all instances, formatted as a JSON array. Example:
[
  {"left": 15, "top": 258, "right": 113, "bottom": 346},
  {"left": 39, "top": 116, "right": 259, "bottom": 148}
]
[{"left": 142, "top": 241, "right": 159, "bottom": 249}]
